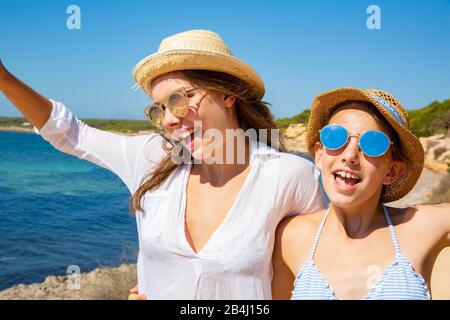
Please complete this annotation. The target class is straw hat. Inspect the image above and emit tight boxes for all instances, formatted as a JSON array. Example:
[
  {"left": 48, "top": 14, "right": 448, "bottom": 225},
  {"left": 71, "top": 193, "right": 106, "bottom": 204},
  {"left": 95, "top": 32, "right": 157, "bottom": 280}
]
[
  {"left": 132, "top": 29, "right": 265, "bottom": 99},
  {"left": 306, "top": 88, "right": 424, "bottom": 203}
]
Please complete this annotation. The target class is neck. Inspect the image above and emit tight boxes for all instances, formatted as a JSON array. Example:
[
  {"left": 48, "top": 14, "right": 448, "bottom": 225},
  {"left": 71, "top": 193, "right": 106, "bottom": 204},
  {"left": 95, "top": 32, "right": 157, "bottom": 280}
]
[
  {"left": 330, "top": 196, "right": 385, "bottom": 238},
  {"left": 192, "top": 135, "right": 250, "bottom": 186}
]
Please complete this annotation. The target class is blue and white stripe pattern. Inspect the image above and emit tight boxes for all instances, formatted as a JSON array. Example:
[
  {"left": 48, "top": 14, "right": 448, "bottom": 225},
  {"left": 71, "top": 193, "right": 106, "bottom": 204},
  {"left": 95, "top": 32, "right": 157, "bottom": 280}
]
[
  {"left": 369, "top": 94, "right": 405, "bottom": 127},
  {"left": 291, "top": 206, "right": 431, "bottom": 300}
]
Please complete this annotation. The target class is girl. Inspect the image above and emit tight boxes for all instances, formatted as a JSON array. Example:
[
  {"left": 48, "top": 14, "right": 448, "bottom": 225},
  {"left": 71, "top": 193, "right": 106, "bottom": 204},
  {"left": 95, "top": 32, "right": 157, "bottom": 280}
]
[
  {"left": 272, "top": 88, "right": 450, "bottom": 300},
  {"left": 0, "top": 30, "right": 325, "bottom": 299}
]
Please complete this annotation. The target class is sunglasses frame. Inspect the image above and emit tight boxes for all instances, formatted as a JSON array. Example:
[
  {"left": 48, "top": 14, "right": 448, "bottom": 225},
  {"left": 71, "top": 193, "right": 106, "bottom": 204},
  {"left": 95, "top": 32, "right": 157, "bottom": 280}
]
[
  {"left": 319, "top": 123, "right": 393, "bottom": 157},
  {"left": 144, "top": 87, "right": 200, "bottom": 127}
]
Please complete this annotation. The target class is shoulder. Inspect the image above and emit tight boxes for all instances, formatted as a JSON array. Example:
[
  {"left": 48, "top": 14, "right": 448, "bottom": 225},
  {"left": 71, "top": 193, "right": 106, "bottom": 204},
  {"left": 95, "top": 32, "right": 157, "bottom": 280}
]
[
  {"left": 277, "top": 209, "right": 324, "bottom": 234},
  {"left": 266, "top": 152, "right": 319, "bottom": 181},
  {"left": 413, "top": 203, "right": 450, "bottom": 227},
  {"left": 275, "top": 209, "right": 326, "bottom": 254},
  {"left": 392, "top": 203, "right": 450, "bottom": 222},
  {"left": 276, "top": 152, "right": 315, "bottom": 170},
  {"left": 388, "top": 203, "right": 450, "bottom": 239}
]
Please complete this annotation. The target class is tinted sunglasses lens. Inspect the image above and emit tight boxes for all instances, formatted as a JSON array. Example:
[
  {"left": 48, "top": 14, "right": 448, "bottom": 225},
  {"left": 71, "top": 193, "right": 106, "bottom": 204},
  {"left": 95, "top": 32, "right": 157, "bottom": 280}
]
[
  {"left": 168, "top": 92, "right": 188, "bottom": 118},
  {"left": 147, "top": 105, "right": 164, "bottom": 127},
  {"left": 320, "top": 125, "right": 348, "bottom": 150},
  {"left": 360, "top": 130, "right": 391, "bottom": 157}
]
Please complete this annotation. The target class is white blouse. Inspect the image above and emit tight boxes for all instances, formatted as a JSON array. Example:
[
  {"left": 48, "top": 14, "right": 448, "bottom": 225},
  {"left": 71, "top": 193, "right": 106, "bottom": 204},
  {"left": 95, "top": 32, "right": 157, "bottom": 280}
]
[{"left": 34, "top": 99, "right": 326, "bottom": 300}]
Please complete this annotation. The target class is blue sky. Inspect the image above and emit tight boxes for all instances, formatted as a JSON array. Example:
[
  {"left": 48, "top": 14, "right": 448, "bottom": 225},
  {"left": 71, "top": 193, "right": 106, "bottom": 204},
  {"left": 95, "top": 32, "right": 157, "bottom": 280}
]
[{"left": 1, "top": 0, "right": 449, "bottom": 120}]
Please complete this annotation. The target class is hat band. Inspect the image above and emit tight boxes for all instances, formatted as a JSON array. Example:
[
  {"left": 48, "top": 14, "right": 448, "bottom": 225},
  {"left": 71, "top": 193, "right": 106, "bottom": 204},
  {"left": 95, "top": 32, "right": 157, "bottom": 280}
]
[{"left": 369, "top": 94, "right": 405, "bottom": 126}]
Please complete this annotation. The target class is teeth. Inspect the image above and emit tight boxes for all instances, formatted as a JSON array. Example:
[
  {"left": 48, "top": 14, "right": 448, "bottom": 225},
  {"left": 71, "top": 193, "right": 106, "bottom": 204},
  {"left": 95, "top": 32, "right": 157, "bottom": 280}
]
[
  {"left": 177, "top": 127, "right": 200, "bottom": 142},
  {"left": 334, "top": 170, "right": 360, "bottom": 180}
]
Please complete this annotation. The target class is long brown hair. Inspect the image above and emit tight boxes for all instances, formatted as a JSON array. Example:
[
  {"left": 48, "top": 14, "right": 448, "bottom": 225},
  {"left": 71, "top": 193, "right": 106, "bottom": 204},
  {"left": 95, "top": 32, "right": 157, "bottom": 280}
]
[{"left": 130, "top": 70, "right": 285, "bottom": 214}]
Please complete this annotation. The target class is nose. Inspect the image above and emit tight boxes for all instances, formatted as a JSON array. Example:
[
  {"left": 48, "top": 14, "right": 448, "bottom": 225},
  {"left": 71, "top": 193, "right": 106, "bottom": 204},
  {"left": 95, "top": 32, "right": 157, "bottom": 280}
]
[
  {"left": 340, "top": 136, "right": 360, "bottom": 165},
  {"left": 162, "top": 108, "right": 182, "bottom": 130}
]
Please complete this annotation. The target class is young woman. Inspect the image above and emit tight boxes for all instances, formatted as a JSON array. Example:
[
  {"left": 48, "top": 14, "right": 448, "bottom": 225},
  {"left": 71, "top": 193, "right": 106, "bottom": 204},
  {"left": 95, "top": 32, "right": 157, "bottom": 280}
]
[
  {"left": 272, "top": 88, "right": 450, "bottom": 300},
  {"left": 272, "top": 88, "right": 450, "bottom": 299},
  {"left": 0, "top": 30, "right": 326, "bottom": 299}
]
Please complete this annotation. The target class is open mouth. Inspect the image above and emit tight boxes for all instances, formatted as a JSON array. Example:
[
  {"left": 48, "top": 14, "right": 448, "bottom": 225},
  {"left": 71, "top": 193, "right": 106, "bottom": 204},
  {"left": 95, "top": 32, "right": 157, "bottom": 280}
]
[
  {"left": 332, "top": 169, "right": 362, "bottom": 188},
  {"left": 177, "top": 126, "right": 202, "bottom": 146}
]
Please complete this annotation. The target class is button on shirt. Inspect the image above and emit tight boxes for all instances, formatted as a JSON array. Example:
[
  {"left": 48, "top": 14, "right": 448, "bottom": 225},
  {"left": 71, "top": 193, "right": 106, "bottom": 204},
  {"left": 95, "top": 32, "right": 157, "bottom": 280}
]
[{"left": 34, "top": 99, "right": 327, "bottom": 299}]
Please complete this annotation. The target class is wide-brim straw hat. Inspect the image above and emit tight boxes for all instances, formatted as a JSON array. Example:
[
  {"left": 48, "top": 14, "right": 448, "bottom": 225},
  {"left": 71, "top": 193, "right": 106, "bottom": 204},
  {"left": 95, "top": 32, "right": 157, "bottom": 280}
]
[
  {"left": 306, "top": 88, "right": 424, "bottom": 203},
  {"left": 132, "top": 29, "right": 265, "bottom": 99}
]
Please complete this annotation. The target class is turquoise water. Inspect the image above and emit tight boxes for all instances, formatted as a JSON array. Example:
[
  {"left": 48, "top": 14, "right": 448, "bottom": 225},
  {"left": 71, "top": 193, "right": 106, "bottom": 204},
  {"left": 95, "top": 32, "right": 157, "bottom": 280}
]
[{"left": 0, "top": 132, "right": 138, "bottom": 290}]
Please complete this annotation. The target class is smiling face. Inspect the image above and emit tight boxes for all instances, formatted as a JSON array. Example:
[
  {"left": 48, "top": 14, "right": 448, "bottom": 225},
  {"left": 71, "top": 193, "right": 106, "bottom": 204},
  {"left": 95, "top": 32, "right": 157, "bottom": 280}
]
[
  {"left": 150, "top": 71, "right": 239, "bottom": 160},
  {"left": 314, "top": 104, "right": 406, "bottom": 208}
]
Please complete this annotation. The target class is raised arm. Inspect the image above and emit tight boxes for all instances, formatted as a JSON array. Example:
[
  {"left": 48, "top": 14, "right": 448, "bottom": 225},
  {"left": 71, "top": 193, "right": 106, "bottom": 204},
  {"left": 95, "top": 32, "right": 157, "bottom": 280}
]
[
  {"left": 0, "top": 59, "right": 52, "bottom": 129},
  {"left": 0, "top": 59, "right": 165, "bottom": 195}
]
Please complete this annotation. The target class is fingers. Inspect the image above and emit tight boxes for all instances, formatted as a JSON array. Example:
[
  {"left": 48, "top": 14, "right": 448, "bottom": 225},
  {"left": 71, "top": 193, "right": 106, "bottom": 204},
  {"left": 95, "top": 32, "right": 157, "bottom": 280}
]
[
  {"left": 128, "top": 293, "right": 147, "bottom": 300},
  {"left": 128, "top": 285, "right": 146, "bottom": 300},
  {"left": 129, "top": 285, "right": 138, "bottom": 294}
]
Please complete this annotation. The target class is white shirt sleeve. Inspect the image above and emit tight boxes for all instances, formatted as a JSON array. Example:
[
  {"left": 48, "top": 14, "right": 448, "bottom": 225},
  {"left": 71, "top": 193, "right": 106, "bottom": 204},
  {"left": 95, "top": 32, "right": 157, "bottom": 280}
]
[
  {"left": 281, "top": 154, "right": 328, "bottom": 218},
  {"left": 33, "top": 99, "right": 165, "bottom": 194}
]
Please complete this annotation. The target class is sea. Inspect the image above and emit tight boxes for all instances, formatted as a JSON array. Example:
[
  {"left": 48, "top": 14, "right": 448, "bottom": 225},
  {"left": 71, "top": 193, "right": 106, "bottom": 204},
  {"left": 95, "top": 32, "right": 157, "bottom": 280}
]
[{"left": 0, "top": 131, "right": 139, "bottom": 291}]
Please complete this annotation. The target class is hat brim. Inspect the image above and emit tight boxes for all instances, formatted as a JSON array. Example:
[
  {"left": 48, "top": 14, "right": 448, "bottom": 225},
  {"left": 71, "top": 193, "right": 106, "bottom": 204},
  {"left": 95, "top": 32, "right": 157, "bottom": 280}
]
[
  {"left": 133, "top": 49, "right": 265, "bottom": 99},
  {"left": 306, "top": 88, "right": 424, "bottom": 203}
]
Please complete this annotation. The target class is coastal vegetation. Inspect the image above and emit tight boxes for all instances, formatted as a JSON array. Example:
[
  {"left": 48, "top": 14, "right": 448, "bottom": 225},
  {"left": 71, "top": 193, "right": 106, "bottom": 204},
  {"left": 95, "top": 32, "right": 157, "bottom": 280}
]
[{"left": 1, "top": 98, "right": 449, "bottom": 136}]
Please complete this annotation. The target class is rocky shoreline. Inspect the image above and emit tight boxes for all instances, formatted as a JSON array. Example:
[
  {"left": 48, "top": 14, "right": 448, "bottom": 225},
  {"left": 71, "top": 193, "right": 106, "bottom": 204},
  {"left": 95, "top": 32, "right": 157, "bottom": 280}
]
[
  {"left": 0, "top": 264, "right": 137, "bottom": 300},
  {"left": 0, "top": 126, "right": 34, "bottom": 133}
]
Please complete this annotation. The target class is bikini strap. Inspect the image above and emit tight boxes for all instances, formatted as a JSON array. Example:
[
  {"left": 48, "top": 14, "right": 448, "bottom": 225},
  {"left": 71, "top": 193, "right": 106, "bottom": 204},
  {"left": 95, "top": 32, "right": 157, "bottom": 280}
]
[
  {"left": 308, "top": 207, "right": 332, "bottom": 260},
  {"left": 382, "top": 205, "right": 401, "bottom": 256}
]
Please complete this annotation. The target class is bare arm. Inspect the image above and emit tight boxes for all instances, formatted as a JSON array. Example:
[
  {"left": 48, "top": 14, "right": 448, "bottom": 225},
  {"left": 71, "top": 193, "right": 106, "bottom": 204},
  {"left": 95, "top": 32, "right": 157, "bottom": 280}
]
[
  {"left": 0, "top": 59, "right": 52, "bottom": 130},
  {"left": 441, "top": 203, "right": 450, "bottom": 244},
  {"left": 272, "top": 217, "right": 296, "bottom": 300}
]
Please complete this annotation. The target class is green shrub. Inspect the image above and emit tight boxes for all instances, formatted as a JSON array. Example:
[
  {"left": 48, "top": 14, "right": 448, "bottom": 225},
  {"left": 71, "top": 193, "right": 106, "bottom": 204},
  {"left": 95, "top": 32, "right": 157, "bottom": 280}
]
[{"left": 408, "top": 99, "right": 450, "bottom": 137}]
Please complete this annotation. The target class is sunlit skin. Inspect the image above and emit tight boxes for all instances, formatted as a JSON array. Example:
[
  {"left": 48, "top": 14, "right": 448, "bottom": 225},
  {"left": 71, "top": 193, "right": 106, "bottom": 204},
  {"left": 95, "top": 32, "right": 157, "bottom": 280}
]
[{"left": 271, "top": 105, "right": 450, "bottom": 300}]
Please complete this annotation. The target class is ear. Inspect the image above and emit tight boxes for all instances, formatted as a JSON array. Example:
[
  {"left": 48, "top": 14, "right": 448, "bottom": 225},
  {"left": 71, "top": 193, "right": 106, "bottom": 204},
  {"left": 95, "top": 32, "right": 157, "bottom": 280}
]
[
  {"left": 314, "top": 141, "right": 324, "bottom": 171},
  {"left": 382, "top": 160, "right": 406, "bottom": 185},
  {"left": 223, "top": 94, "right": 237, "bottom": 109}
]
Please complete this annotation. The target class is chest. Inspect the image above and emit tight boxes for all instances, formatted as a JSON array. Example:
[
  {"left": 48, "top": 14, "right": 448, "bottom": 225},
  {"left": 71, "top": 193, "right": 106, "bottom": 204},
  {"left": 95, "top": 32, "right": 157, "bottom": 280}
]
[
  {"left": 183, "top": 167, "right": 251, "bottom": 254},
  {"left": 316, "top": 246, "right": 394, "bottom": 299}
]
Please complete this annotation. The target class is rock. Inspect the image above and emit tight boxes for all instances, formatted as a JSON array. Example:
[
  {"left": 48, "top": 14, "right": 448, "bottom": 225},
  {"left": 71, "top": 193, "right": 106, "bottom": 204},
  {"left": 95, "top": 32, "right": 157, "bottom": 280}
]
[
  {"left": 0, "top": 264, "right": 137, "bottom": 300},
  {"left": 282, "top": 124, "right": 307, "bottom": 152},
  {"left": 420, "top": 129, "right": 450, "bottom": 174}
]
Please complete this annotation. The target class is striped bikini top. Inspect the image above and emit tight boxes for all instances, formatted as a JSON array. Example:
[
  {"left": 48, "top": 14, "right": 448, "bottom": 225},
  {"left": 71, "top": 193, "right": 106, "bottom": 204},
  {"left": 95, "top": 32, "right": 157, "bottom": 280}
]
[{"left": 291, "top": 206, "right": 431, "bottom": 300}]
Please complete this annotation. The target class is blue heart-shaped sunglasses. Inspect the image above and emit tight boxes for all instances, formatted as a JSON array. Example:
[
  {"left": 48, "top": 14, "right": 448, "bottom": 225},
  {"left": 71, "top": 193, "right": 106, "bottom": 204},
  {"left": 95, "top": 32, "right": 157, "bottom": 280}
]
[{"left": 319, "top": 124, "right": 393, "bottom": 157}]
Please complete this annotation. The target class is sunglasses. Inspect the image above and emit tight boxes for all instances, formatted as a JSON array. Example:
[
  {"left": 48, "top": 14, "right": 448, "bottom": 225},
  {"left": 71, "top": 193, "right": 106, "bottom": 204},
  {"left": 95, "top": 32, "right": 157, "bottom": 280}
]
[
  {"left": 319, "top": 124, "right": 393, "bottom": 157},
  {"left": 144, "top": 87, "right": 201, "bottom": 128}
]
